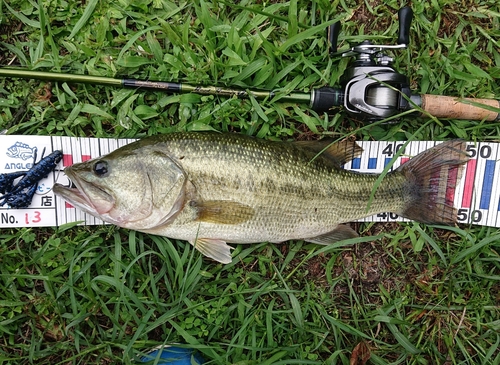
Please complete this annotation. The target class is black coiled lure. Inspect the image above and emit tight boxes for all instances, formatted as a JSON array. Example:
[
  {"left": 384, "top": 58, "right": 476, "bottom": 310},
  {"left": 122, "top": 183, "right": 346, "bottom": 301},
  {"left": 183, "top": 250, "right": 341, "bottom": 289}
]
[{"left": 0, "top": 148, "right": 63, "bottom": 208}]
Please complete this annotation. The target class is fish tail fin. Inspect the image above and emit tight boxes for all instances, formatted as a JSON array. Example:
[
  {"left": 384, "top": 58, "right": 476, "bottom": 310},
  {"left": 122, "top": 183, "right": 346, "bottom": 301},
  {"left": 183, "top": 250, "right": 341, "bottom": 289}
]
[{"left": 397, "top": 140, "right": 469, "bottom": 224}]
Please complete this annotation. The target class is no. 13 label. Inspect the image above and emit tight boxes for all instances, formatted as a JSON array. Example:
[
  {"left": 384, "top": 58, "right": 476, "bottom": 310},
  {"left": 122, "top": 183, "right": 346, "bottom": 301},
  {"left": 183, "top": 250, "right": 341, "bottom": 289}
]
[{"left": 25, "top": 210, "right": 42, "bottom": 224}]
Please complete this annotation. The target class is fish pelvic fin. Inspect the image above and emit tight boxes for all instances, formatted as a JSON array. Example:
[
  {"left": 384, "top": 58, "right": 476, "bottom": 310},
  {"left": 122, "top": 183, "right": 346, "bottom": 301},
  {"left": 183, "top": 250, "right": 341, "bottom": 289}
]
[
  {"left": 304, "top": 225, "right": 358, "bottom": 245},
  {"left": 195, "top": 200, "right": 255, "bottom": 225},
  {"left": 397, "top": 140, "right": 469, "bottom": 224},
  {"left": 192, "top": 238, "right": 233, "bottom": 264}
]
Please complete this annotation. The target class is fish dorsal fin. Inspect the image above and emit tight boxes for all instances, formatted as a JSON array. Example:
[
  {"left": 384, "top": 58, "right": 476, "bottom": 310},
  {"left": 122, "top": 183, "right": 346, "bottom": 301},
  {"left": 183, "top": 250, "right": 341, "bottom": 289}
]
[
  {"left": 304, "top": 225, "right": 358, "bottom": 245},
  {"left": 295, "top": 139, "right": 363, "bottom": 166},
  {"left": 192, "top": 238, "right": 233, "bottom": 264},
  {"left": 194, "top": 200, "right": 255, "bottom": 225}
]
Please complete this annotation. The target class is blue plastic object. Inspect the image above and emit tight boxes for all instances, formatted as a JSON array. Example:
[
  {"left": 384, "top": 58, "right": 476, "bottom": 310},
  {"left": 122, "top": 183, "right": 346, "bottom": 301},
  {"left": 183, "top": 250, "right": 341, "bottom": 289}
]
[{"left": 140, "top": 346, "right": 205, "bottom": 364}]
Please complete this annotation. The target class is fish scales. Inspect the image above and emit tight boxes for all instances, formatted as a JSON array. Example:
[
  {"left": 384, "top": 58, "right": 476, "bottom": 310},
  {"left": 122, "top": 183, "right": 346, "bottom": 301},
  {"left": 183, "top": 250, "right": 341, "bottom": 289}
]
[
  {"left": 53, "top": 133, "right": 469, "bottom": 264},
  {"left": 137, "top": 133, "right": 405, "bottom": 240}
]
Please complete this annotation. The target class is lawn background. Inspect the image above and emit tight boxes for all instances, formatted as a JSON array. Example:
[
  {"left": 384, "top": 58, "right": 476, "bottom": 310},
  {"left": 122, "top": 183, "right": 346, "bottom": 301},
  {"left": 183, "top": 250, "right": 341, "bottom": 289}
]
[{"left": 0, "top": 0, "right": 499, "bottom": 364}]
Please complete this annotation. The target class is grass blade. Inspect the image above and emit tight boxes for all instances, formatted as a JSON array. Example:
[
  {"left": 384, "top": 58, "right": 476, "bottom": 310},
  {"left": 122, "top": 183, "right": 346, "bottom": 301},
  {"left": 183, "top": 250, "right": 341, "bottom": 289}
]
[{"left": 68, "top": 0, "right": 98, "bottom": 39}]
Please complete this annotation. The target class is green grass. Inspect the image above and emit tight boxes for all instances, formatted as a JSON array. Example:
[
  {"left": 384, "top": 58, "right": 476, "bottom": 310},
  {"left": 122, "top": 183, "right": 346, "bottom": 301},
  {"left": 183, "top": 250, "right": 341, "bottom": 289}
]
[{"left": 0, "top": 0, "right": 499, "bottom": 364}]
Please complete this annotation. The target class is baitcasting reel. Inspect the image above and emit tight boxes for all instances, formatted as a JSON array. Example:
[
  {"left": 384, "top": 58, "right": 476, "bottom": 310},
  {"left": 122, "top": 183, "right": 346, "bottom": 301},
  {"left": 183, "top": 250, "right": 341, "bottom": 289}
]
[{"left": 311, "top": 7, "right": 419, "bottom": 121}]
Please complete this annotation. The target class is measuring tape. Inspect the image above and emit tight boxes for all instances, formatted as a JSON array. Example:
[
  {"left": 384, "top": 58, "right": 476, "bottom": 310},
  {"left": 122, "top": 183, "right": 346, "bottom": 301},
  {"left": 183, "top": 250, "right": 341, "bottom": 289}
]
[{"left": 0, "top": 135, "right": 498, "bottom": 229}]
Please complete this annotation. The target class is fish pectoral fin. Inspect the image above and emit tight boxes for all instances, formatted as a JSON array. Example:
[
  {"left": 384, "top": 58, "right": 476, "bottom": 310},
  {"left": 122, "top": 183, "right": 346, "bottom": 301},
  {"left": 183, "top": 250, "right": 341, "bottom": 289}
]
[
  {"left": 196, "top": 200, "right": 255, "bottom": 225},
  {"left": 192, "top": 238, "right": 233, "bottom": 264},
  {"left": 295, "top": 139, "right": 363, "bottom": 166},
  {"left": 304, "top": 225, "right": 358, "bottom": 245}
]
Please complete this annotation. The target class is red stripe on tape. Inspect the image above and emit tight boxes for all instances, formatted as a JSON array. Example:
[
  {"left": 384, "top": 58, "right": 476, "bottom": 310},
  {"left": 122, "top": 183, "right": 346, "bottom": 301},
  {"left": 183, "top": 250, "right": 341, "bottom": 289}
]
[
  {"left": 63, "top": 154, "right": 73, "bottom": 167},
  {"left": 461, "top": 159, "right": 477, "bottom": 209}
]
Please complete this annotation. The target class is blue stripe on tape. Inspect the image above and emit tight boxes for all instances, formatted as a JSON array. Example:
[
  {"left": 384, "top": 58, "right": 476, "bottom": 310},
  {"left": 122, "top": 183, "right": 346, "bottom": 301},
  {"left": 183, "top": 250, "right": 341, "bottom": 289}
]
[{"left": 480, "top": 160, "right": 495, "bottom": 210}]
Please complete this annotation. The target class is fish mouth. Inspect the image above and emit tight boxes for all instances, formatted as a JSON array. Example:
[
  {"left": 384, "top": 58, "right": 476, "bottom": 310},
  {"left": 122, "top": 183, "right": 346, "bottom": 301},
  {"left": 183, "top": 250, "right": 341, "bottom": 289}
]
[{"left": 53, "top": 170, "right": 115, "bottom": 216}]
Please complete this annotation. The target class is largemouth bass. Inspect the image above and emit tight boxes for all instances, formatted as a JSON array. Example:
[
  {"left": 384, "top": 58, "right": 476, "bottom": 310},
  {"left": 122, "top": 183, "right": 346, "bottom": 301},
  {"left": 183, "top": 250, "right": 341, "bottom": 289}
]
[{"left": 53, "top": 133, "right": 469, "bottom": 264}]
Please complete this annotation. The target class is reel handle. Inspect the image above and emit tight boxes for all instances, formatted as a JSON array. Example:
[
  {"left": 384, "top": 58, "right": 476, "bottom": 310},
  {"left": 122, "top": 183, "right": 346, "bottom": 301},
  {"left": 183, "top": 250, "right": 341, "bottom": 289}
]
[
  {"left": 328, "top": 7, "right": 412, "bottom": 59},
  {"left": 419, "top": 94, "right": 500, "bottom": 121},
  {"left": 327, "top": 22, "right": 341, "bottom": 56},
  {"left": 397, "top": 7, "right": 413, "bottom": 45}
]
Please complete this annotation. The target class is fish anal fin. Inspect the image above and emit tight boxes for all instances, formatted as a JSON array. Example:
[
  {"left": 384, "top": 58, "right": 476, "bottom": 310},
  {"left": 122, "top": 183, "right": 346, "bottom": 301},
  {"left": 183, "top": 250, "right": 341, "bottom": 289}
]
[
  {"left": 305, "top": 225, "right": 358, "bottom": 245},
  {"left": 196, "top": 200, "right": 254, "bottom": 225},
  {"left": 192, "top": 238, "right": 233, "bottom": 264},
  {"left": 295, "top": 139, "right": 363, "bottom": 166}
]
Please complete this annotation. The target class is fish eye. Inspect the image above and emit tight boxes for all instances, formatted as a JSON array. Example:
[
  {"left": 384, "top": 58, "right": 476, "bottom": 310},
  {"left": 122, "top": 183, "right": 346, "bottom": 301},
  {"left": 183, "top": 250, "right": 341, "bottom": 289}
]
[{"left": 93, "top": 161, "right": 109, "bottom": 176}]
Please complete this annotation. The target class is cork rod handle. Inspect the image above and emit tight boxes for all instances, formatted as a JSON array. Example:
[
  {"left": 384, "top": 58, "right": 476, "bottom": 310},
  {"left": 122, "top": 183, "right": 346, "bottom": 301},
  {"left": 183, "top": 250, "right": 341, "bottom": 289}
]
[{"left": 420, "top": 94, "right": 500, "bottom": 121}]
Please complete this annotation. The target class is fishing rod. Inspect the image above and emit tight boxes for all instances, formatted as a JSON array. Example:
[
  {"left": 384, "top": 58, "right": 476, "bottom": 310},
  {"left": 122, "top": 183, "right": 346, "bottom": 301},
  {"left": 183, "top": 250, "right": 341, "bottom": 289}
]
[{"left": 0, "top": 7, "right": 498, "bottom": 122}]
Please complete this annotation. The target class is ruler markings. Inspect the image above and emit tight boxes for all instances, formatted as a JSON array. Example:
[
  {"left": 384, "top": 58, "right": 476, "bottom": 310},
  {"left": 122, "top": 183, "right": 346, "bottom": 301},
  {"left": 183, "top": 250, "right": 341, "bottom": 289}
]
[
  {"left": 52, "top": 136, "right": 64, "bottom": 227},
  {"left": 61, "top": 135, "right": 75, "bottom": 226},
  {"left": 486, "top": 144, "right": 500, "bottom": 227},
  {"left": 366, "top": 142, "right": 376, "bottom": 171},
  {"left": 353, "top": 142, "right": 369, "bottom": 222},
  {"left": 495, "top": 144, "right": 500, "bottom": 215},
  {"left": 90, "top": 138, "right": 100, "bottom": 159},
  {"left": 75, "top": 141, "right": 87, "bottom": 231},
  {"left": 83, "top": 135, "right": 102, "bottom": 236},
  {"left": 488, "top": 160, "right": 499, "bottom": 228},
  {"left": 474, "top": 143, "right": 487, "bottom": 225},
  {"left": 454, "top": 142, "right": 467, "bottom": 221},
  {"left": 1, "top": 135, "right": 500, "bottom": 228},
  {"left": 73, "top": 137, "right": 83, "bottom": 164},
  {"left": 61, "top": 136, "right": 74, "bottom": 226},
  {"left": 100, "top": 138, "right": 110, "bottom": 156},
  {"left": 377, "top": 141, "right": 386, "bottom": 168},
  {"left": 50, "top": 135, "right": 59, "bottom": 228},
  {"left": 108, "top": 138, "right": 119, "bottom": 154}
]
